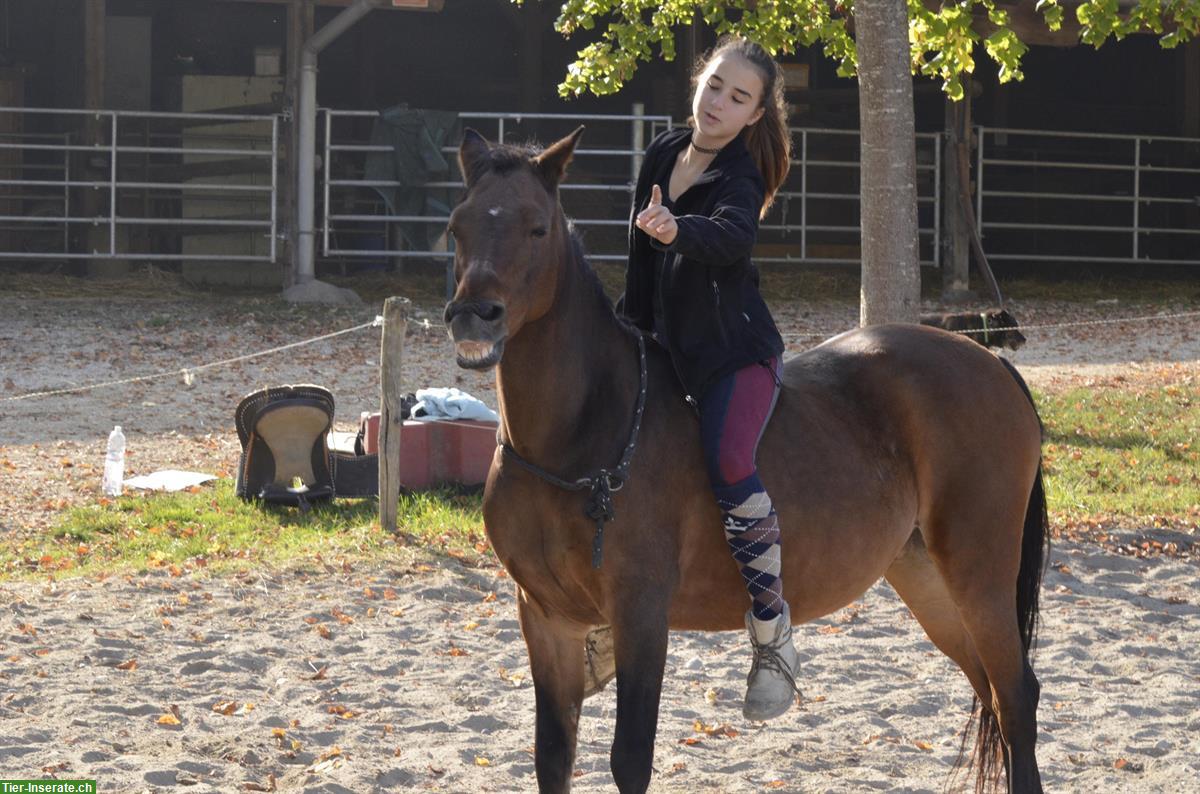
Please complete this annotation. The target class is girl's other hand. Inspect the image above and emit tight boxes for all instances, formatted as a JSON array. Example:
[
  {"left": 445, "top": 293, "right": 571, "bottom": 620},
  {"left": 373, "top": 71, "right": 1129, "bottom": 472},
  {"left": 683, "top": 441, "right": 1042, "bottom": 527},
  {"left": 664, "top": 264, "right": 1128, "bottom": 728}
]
[{"left": 636, "top": 184, "right": 678, "bottom": 245}]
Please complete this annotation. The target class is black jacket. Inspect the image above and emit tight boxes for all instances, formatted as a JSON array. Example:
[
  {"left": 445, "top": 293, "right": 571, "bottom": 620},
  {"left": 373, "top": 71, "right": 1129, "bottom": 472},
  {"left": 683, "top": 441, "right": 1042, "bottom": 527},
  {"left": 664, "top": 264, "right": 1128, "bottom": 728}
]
[{"left": 619, "top": 126, "right": 784, "bottom": 400}]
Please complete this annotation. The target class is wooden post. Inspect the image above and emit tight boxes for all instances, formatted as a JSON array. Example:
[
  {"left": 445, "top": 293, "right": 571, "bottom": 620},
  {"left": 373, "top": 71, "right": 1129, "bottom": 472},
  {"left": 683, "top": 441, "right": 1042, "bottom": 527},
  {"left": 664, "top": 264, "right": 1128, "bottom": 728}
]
[
  {"left": 83, "top": 0, "right": 113, "bottom": 272},
  {"left": 378, "top": 296, "right": 410, "bottom": 532},
  {"left": 942, "top": 96, "right": 970, "bottom": 300}
]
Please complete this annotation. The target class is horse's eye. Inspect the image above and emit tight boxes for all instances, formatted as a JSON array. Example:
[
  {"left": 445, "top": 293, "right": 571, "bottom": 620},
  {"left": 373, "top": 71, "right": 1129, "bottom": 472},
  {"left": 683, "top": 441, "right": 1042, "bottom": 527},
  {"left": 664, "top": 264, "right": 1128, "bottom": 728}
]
[{"left": 531, "top": 227, "right": 547, "bottom": 238}]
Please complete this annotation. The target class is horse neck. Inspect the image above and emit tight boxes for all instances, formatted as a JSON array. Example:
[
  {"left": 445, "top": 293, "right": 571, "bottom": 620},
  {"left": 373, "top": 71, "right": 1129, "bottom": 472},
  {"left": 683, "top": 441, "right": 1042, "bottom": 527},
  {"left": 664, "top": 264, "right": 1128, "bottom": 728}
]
[{"left": 495, "top": 235, "right": 637, "bottom": 466}]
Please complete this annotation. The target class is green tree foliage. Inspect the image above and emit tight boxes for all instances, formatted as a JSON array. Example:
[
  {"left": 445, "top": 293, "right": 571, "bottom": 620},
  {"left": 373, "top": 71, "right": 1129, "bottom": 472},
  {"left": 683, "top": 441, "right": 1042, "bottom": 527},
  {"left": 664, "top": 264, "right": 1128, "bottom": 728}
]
[{"left": 531, "top": 0, "right": 1200, "bottom": 100}]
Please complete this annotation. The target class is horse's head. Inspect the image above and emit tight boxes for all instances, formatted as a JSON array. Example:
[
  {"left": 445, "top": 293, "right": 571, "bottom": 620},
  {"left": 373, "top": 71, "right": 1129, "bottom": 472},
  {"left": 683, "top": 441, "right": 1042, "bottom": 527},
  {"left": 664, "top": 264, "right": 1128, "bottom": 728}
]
[{"left": 442, "top": 126, "right": 583, "bottom": 369}]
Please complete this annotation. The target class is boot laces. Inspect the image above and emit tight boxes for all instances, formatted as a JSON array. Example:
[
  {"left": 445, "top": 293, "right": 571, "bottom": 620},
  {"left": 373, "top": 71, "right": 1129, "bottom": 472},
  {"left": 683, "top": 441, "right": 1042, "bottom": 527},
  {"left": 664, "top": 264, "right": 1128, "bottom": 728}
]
[{"left": 748, "top": 626, "right": 803, "bottom": 699}]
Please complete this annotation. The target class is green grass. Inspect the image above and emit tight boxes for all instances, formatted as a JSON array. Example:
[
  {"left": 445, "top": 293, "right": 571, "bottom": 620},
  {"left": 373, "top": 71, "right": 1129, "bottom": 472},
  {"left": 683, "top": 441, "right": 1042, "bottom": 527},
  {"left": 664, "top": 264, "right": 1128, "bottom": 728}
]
[
  {"left": 1, "top": 481, "right": 486, "bottom": 581},
  {"left": 4, "top": 382, "right": 1195, "bottom": 580},
  {"left": 1036, "top": 384, "right": 1200, "bottom": 531}
]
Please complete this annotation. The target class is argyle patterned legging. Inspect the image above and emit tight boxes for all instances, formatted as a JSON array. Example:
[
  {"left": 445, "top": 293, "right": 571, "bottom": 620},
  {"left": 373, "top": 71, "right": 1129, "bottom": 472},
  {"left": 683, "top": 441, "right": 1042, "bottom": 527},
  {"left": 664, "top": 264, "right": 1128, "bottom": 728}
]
[{"left": 698, "top": 357, "right": 784, "bottom": 622}]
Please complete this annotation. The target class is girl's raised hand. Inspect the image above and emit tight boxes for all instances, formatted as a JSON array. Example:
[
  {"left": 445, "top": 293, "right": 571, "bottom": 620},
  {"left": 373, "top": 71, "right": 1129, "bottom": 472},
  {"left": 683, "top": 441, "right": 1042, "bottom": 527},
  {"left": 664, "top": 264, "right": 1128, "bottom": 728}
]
[{"left": 636, "top": 184, "right": 678, "bottom": 245}]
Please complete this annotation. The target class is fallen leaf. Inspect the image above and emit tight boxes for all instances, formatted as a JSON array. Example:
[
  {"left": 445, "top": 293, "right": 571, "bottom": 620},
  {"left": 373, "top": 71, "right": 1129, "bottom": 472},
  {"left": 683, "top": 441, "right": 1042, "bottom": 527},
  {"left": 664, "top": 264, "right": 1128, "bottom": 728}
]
[
  {"left": 316, "top": 746, "right": 343, "bottom": 762},
  {"left": 157, "top": 713, "right": 181, "bottom": 726},
  {"left": 475, "top": 756, "right": 490, "bottom": 766},
  {"left": 116, "top": 658, "right": 138, "bottom": 671},
  {"left": 213, "top": 700, "right": 238, "bottom": 716}
]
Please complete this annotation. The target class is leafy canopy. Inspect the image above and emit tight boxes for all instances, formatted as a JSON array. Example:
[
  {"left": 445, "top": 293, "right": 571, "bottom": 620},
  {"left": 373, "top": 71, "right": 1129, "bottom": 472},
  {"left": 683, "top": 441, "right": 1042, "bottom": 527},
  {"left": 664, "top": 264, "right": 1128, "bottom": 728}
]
[{"left": 521, "top": 0, "right": 1200, "bottom": 101}]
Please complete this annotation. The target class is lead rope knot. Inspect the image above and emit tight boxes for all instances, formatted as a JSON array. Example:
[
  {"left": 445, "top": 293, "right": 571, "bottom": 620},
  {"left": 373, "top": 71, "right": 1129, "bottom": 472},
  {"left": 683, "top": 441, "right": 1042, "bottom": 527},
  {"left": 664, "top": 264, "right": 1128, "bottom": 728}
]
[{"left": 584, "top": 469, "right": 624, "bottom": 568}]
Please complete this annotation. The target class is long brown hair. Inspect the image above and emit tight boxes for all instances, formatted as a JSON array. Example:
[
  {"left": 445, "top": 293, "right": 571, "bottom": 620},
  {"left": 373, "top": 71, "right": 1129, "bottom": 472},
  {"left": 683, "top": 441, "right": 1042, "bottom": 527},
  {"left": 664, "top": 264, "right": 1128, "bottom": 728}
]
[{"left": 691, "top": 36, "right": 791, "bottom": 219}]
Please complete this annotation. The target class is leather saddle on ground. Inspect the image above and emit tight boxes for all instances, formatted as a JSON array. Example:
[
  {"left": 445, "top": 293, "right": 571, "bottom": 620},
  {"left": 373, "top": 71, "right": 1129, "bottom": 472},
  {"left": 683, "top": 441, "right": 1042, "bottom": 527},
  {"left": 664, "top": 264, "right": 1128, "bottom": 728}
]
[{"left": 235, "top": 384, "right": 377, "bottom": 507}]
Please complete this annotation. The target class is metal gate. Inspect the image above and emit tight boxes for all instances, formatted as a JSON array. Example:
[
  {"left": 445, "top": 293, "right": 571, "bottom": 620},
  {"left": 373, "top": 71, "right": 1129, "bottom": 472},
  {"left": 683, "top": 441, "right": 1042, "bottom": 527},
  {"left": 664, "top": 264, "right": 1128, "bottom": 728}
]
[
  {"left": 976, "top": 126, "right": 1200, "bottom": 266},
  {"left": 0, "top": 106, "right": 278, "bottom": 264}
]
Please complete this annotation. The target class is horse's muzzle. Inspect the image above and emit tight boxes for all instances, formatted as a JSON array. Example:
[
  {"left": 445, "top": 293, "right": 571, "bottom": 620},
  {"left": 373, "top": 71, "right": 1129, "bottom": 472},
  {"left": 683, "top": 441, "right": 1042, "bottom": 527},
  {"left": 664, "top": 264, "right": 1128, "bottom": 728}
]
[{"left": 444, "top": 299, "right": 508, "bottom": 370}]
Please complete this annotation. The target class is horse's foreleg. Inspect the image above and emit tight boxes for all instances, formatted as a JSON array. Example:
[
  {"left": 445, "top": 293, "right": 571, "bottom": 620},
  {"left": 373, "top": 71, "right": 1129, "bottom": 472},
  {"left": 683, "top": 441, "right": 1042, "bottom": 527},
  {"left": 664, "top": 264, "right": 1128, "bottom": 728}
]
[
  {"left": 609, "top": 590, "right": 670, "bottom": 794},
  {"left": 518, "top": 592, "right": 588, "bottom": 794}
]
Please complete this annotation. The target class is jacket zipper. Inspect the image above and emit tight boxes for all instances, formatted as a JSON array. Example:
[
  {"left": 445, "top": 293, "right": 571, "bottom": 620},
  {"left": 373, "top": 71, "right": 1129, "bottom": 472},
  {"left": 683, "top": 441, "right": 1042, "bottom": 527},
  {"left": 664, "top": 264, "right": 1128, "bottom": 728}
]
[{"left": 712, "top": 278, "right": 730, "bottom": 345}]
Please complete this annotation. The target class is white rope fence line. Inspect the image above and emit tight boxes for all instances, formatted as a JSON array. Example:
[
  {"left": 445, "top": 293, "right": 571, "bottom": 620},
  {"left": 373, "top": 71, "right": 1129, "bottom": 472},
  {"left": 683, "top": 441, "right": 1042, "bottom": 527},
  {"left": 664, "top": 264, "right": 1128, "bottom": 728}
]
[
  {"left": 781, "top": 308, "right": 1200, "bottom": 342},
  {"left": 3, "top": 307, "right": 1198, "bottom": 404},
  {"left": 1, "top": 316, "right": 384, "bottom": 403}
]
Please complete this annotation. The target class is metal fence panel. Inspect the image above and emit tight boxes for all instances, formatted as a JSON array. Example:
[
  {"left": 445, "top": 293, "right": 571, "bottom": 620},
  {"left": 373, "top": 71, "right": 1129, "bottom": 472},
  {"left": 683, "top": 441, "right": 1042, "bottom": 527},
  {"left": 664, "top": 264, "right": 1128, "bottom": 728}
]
[
  {"left": 319, "top": 116, "right": 943, "bottom": 272},
  {"left": 320, "top": 108, "right": 673, "bottom": 270},
  {"left": 0, "top": 106, "right": 278, "bottom": 263},
  {"left": 975, "top": 126, "right": 1200, "bottom": 266}
]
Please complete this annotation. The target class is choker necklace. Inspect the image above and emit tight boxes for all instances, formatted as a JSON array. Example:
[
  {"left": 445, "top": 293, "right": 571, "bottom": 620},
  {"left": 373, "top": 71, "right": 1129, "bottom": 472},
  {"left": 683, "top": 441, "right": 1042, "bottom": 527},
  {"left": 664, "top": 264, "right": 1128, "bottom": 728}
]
[{"left": 690, "top": 137, "right": 722, "bottom": 155}]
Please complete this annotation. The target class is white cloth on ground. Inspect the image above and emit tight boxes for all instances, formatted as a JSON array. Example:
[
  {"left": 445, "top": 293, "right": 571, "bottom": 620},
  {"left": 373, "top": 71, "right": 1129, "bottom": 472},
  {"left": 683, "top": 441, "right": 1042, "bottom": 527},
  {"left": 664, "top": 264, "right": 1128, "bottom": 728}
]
[{"left": 410, "top": 387, "right": 499, "bottom": 423}]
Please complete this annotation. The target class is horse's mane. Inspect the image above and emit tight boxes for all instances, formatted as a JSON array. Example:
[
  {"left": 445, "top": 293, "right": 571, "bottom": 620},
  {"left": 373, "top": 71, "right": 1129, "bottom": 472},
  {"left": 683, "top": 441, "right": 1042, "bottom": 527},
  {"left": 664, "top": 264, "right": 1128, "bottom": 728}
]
[{"left": 565, "top": 226, "right": 621, "bottom": 319}]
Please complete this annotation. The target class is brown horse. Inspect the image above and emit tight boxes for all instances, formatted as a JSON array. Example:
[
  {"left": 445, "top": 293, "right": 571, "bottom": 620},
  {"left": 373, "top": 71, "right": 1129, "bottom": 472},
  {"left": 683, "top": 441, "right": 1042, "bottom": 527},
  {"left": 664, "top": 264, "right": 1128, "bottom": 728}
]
[{"left": 443, "top": 128, "right": 1048, "bottom": 794}]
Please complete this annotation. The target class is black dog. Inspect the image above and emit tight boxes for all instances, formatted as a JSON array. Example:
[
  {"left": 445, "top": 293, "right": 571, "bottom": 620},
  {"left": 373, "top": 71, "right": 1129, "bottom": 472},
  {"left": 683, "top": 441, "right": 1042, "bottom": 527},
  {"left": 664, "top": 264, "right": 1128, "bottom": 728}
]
[{"left": 920, "top": 308, "right": 1026, "bottom": 351}]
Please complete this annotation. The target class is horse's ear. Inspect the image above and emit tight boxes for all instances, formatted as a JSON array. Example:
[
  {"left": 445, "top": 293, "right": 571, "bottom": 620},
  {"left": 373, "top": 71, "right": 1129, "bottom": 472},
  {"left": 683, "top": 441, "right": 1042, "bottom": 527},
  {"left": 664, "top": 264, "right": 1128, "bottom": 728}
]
[
  {"left": 534, "top": 126, "right": 584, "bottom": 188},
  {"left": 459, "top": 128, "right": 491, "bottom": 189}
]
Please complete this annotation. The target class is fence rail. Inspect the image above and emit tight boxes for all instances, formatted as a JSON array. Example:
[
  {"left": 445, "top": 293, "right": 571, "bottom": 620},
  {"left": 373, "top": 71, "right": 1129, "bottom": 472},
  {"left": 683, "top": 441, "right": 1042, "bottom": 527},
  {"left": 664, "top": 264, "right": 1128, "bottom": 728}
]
[
  {"left": 976, "top": 126, "right": 1200, "bottom": 267},
  {"left": 320, "top": 108, "right": 673, "bottom": 269},
  {"left": 0, "top": 106, "right": 278, "bottom": 263},
  {"left": 0, "top": 104, "right": 1196, "bottom": 274}
]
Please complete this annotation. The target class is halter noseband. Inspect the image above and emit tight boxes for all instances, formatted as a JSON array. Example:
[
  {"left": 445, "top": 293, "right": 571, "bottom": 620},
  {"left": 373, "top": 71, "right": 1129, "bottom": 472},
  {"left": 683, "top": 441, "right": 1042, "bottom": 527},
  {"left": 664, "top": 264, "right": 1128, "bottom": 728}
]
[{"left": 498, "top": 331, "right": 648, "bottom": 569}]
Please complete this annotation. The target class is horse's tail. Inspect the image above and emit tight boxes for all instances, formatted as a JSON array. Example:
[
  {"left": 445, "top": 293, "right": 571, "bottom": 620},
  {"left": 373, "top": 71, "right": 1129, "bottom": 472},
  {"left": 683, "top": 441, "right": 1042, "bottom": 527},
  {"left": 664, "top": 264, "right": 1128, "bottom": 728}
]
[{"left": 965, "top": 356, "right": 1050, "bottom": 793}]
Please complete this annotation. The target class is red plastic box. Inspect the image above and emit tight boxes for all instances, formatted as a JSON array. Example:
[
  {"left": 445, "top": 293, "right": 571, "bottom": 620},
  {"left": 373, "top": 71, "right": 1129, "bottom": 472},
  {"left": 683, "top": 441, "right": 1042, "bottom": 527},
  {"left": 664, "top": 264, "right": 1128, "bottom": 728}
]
[{"left": 360, "top": 413, "right": 497, "bottom": 490}]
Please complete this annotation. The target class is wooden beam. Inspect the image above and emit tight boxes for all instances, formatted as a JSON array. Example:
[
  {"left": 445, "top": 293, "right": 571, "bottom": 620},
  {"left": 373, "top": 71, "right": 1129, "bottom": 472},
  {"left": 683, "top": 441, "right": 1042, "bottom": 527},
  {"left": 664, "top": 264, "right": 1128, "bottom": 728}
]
[
  {"left": 83, "top": 0, "right": 105, "bottom": 130},
  {"left": 942, "top": 96, "right": 970, "bottom": 299},
  {"left": 81, "top": 0, "right": 105, "bottom": 223},
  {"left": 206, "top": 0, "right": 443, "bottom": 10}
]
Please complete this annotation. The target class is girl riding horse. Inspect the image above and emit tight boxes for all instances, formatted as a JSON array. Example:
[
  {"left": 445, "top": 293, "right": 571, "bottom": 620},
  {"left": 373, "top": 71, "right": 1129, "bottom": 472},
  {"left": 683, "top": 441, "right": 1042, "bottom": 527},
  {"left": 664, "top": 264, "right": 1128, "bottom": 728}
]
[{"left": 620, "top": 36, "right": 800, "bottom": 721}]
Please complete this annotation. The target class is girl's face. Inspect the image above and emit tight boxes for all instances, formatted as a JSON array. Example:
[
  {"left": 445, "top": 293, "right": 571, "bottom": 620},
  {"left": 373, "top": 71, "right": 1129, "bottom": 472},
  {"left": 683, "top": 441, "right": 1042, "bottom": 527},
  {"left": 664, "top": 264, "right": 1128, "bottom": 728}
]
[{"left": 691, "top": 53, "right": 766, "bottom": 142}]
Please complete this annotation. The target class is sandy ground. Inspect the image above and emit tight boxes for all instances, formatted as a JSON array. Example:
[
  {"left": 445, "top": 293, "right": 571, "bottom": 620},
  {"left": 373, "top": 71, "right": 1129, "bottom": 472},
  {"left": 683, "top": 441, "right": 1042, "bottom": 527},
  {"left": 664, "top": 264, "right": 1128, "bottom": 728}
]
[
  {"left": 1, "top": 540, "right": 1197, "bottom": 792},
  {"left": 1, "top": 290, "right": 1199, "bottom": 792}
]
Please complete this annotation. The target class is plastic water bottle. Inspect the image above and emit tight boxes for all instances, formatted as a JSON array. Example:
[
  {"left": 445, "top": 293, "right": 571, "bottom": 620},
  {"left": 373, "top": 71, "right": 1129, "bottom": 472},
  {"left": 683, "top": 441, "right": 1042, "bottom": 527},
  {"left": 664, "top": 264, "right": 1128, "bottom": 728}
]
[{"left": 102, "top": 425, "right": 125, "bottom": 496}]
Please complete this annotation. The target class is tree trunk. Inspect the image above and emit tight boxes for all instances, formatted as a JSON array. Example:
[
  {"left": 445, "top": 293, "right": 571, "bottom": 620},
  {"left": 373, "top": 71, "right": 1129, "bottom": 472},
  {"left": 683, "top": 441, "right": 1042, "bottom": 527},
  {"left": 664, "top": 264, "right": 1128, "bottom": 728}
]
[{"left": 855, "top": 0, "right": 921, "bottom": 326}]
